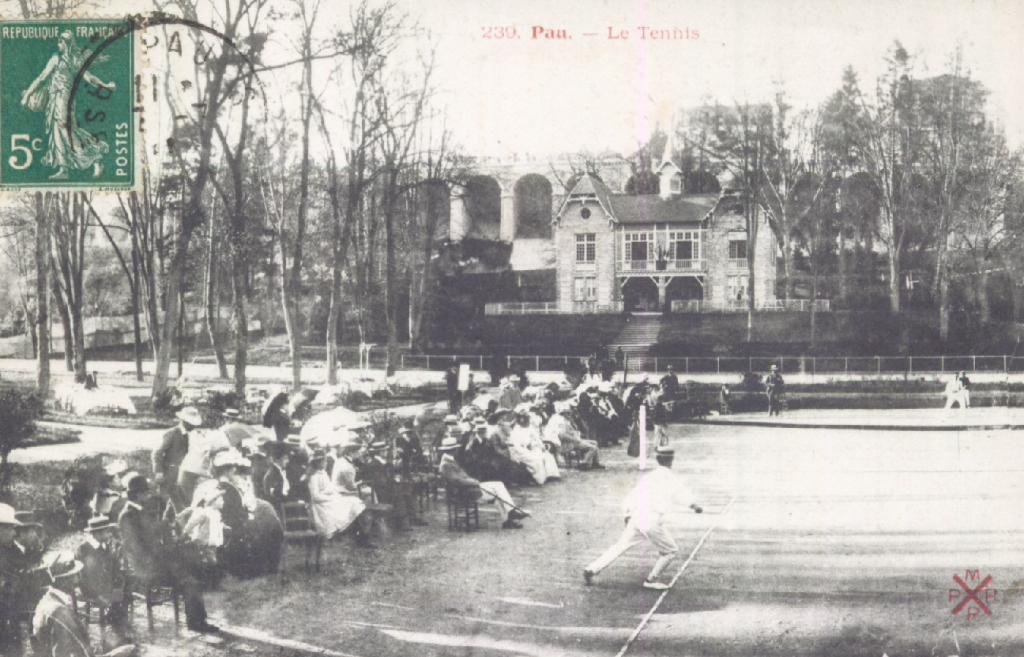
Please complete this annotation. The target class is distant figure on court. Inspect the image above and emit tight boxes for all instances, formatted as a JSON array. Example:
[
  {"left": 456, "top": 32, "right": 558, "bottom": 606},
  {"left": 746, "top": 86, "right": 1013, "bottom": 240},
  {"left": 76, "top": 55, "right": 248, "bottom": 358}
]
[
  {"left": 583, "top": 447, "right": 702, "bottom": 590},
  {"left": 944, "top": 372, "right": 970, "bottom": 409},
  {"left": 719, "top": 384, "right": 731, "bottom": 415},
  {"left": 764, "top": 364, "right": 785, "bottom": 416}
]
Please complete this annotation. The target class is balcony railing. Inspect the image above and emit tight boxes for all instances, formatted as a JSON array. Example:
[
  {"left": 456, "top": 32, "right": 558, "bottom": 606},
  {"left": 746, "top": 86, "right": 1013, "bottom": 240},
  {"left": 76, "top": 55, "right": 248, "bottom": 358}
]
[
  {"left": 484, "top": 301, "right": 624, "bottom": 315},
  {"left": 669, "top": 299, "right": 831, "bottom": 313},
  {"left": 619, "top": 259, "right": 706, "bottom": 274}
]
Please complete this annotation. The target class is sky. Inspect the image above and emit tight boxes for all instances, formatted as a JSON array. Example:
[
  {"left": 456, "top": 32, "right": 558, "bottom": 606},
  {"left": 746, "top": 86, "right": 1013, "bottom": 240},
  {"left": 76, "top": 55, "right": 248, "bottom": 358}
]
[{"left": 408, "top": 0, "right": 1024, "bottom": 158}]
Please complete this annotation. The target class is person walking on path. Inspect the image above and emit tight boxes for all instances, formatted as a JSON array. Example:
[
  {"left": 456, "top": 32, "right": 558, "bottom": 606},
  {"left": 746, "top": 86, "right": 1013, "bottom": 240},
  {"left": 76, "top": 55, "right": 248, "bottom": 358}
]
[
  {"left": 583, "top": 447, "right": 702, "bottom": 590},
  {"left": 764, "top": 364, "right": 785, "bottom": 416}
]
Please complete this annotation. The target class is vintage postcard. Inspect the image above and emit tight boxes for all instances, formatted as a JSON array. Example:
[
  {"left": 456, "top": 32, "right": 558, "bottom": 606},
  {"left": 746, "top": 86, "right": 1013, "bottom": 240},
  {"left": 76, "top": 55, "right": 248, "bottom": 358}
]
[{"left": 0, "top": 1, "right": 1022, "bottom": 657}]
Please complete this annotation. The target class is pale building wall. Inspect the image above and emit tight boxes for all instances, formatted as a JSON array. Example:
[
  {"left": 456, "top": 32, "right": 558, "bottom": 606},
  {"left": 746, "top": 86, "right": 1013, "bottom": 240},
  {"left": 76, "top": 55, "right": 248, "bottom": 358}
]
[{"left": 554, "top": 201, "right": 616, "bottom": 310}]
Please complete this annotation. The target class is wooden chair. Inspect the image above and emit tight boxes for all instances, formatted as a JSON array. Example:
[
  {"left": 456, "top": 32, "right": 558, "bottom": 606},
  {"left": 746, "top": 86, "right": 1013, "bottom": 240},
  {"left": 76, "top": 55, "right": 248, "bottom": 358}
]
[
  {"left": 279, "top": 501, "right": 322, "bottom": 576},
  {"left": 445, "top": 487, "right": 479, "bottom": 532},
  {"left": 124, "top": 574, "right": 180, "bottom": 627}
]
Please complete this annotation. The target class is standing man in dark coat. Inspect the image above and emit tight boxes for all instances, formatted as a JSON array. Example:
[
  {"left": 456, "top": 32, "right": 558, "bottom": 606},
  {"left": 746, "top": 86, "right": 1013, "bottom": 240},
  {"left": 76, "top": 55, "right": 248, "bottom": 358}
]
[
  {"left": 118, "top": 476, "right": 218, "bottom": 634},
  {"left": 152, "top": 406, "right": 203, "bottom": 513},
  {"left": 445, "top": 361, "right": 461, "bottom": 413},
  {"left": 764, "top": 364, "right": 785, "bottom": 416}
]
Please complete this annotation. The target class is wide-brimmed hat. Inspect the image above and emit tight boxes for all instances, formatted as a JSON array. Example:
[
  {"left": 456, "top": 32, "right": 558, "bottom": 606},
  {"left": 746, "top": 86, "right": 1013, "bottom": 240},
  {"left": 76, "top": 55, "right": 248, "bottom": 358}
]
[
  {"left": 0, "top": 504, "right": 22, "bottom": 526},
  {"left": 176, "top": 406, "right": 203, "bottom": 427},
  {"left": 438, "top": 436, "right": 459, "bottom": 451},
  {"left": 221, "top": 408, "right": 241, "bottom": 419},
  {"left": 398, "top": 426, "right": 411, "bottom": 435},
  {"left": 654, "top": 446, "right": 675, "bottom": 458},
  {"left": 15, "top": 511, "right": 43, "bottom": 529},
  {"left": 769, "top": 364, "right": 778, "bottom": 371},
  {"left": 443, "top": 414, "right": 459, "bottom": 424},
  {"left": 85, "top": 515, "right": 116, "bottom": 533},
  {"left": 212, "top": 449, "right": 246, "bottom": 469},
  {"left": 44, "top": 551, "right": 83, "bottom": 581},
  {"left": 103, "top": 459, "right": 129, "bottom": 477},
  {"left": 367, "top": 440, "right": 388, "bottom": 452}
]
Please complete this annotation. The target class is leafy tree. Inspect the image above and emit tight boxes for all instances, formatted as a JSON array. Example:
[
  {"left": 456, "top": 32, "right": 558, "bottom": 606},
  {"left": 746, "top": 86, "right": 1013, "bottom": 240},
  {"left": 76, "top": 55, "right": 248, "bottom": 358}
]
[{"left": 0, "top": 389, "right": 42, "bottom": 501}]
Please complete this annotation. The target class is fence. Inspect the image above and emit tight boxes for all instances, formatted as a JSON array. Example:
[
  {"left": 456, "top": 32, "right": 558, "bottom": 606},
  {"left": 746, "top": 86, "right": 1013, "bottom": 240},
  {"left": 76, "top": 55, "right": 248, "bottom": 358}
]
[
  {"left": 669, "top": 299, "right": 831, "bottom": 313},
  {"left": 484, "top": 301, "right": 624, "bottom": 315},
  {"left": 398, "top": 353, "right": 1024, "bottom": 374}
]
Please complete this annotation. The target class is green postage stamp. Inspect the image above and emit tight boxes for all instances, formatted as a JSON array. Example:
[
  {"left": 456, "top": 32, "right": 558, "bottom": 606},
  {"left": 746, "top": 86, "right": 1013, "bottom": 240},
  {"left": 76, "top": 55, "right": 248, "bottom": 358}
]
[{"left": 0, "top": 19, "right": 136, "bottom": 190}]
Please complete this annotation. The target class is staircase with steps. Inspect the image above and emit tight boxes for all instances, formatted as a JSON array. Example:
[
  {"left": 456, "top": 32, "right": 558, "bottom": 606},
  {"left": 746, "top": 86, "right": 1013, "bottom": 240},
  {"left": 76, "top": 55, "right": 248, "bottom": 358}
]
[{"left": 609, "top": 313, "right": 664, "bottom": 363}]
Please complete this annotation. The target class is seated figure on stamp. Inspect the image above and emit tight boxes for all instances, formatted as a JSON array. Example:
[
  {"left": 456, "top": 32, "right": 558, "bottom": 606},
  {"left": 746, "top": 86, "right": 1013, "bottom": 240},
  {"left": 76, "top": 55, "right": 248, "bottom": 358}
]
[{"left": 20, "top": 31, "right": 115, "bottom": 180}]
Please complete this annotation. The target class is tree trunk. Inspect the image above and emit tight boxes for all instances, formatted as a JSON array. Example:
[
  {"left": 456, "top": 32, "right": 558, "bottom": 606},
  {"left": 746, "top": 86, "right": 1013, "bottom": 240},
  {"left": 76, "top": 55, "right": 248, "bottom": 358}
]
[
  {"left": 938, "top": 267, "right": 950, "bottom": 341},
  {"left": 152, "top": 240, "right": 186, "bottom": 396},
  {"left": 52, "top": 279, "right": 73, "bottom": 372},
  {"left": 35, "top": 192, "right": 49, "bottom": 395},
  {"left": 836, "top": 230, "right": 847, "bottom": 304},
  {"left": 231, "top": 266, "right": 248, "bottom": 401},
  {"left": 887, "top": 245, "right": 901, "bottom": 313},
  {"left": 978, "top": 269, "right": 990, "bottom": 324},
  {"left": 177, "top": 289, "right": 185, "bottom": 379},
  {"left": 810, "top": 273, "right": 818, "bottom": 348},
  {"left": 204, "top": 218, "right": 229, "bottom": 378},
  {"left": 326, "top": 242, "right": 342, "bottom": 385},
  {"left": 130, "top": 252, "right": 144, "bottom": 381},
  {"left": 781, "top": 232, "right": 794, "bottom": 299}
]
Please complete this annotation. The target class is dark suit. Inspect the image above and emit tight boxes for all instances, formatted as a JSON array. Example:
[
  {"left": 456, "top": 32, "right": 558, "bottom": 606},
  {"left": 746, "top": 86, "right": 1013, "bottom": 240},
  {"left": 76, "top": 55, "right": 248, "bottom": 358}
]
[
  {"left": 261, "top": 465, "right": 287, "bottom": 507},
  {"left": 152, "top": 426, "right": 189, "bottom": 510},
  {"left": 118, "top": 503, "right": 207, "bottom": 628}
]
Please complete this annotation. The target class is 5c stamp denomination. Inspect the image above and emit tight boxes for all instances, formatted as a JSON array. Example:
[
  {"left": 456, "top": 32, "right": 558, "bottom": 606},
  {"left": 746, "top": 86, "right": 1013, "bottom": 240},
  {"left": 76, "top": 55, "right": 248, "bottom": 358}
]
[{"left": 0, "top": 19, "right": 136, "bottom": 190}]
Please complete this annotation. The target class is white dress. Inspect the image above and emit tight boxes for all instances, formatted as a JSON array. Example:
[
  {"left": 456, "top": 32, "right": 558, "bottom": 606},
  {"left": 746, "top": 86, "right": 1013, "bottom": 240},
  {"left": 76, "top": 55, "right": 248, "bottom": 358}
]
[
  {"left": 308, "top": 469, "right": 364, "bottom": 538},
  {"left": 508, "top": 425, "right": 559, "bottom": 484}
]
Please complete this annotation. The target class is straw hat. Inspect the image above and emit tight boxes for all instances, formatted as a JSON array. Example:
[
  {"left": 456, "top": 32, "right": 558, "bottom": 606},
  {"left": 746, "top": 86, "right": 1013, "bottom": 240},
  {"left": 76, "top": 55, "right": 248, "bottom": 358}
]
[
  {"left": 44, "top": 551, "right": 83, "bottom": 581},
  {"left": 176, "top": 406, "right": 203, "bottom": 427},
  {"left": 0, "top": 503, "right": 22, "bottom": 526},
  {"left": 438, "top": 436, "right": 459, "bottom": 451}
]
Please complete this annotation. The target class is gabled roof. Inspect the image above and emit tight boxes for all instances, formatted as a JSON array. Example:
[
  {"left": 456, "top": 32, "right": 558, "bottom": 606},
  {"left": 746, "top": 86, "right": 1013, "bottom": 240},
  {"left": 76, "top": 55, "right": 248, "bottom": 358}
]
[
  {"left": 555, "top": 173, "right": 615, "bottom": 220},
  {"left": 607, "top": 193, "right": 718, "bottom": 225}
]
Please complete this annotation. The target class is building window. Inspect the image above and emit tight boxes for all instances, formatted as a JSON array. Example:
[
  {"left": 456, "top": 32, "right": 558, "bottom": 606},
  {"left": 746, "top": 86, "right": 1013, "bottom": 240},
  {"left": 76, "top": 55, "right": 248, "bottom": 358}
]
[
  {"left": 727, "top": 275, "right": 748, "bottom": 302},
  {"left": 576, "top": 233, "right": 596, "bottom": 263},
  {"left": 574, "top": 276, "right": 597, "bottom": 301},
  {"left": 670, "top": 230, "right": 700, "bottom": 261},
  {"left": 728, "top": 239, "right": 747, "bottom": 260},
  {"left": 624, "top": 232, "right": 652, "bottom": 263}
]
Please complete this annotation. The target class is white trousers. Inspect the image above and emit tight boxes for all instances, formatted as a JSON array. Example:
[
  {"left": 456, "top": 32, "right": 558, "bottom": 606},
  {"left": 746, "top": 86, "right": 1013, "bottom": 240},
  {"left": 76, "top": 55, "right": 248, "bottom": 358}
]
[
  {"left": 478, "top": 481, "right": 515, "bottom": 522},
  {"left": 586, "top": 519, "right": 679, "bottom": 581}
]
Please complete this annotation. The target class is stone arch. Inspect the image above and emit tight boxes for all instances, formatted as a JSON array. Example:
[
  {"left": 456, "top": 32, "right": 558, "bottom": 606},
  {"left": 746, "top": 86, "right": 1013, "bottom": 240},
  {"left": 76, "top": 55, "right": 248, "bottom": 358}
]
[
  {"left": 513, "top": 174, "right": 553, "bottom": 238},
  {"left": 463, "top": 175, "right": 502, "bottom": 240},
  {"left": 622, "top": 278, "right": 660, "bottom": 313}
]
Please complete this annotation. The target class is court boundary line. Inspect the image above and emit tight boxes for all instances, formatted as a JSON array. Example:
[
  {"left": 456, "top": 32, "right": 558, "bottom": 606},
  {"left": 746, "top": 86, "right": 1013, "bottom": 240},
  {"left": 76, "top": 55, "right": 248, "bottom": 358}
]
[{"left": 614, "top": 495, "right": 737, "bottom": 657}]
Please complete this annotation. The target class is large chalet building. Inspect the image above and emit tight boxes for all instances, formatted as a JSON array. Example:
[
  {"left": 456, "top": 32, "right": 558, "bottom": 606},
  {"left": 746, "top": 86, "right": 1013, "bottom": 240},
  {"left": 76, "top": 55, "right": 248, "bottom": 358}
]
[{"left": 450, "top": 147, "right": 779, "bottom": 316}]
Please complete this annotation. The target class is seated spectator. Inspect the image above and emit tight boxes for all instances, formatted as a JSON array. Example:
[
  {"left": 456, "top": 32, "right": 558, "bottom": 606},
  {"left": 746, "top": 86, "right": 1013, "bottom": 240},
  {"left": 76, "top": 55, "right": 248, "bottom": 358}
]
[
  {"left": 92, "top": 460, "right": 129, "bottom": 518},
  {"left": 1, "top": 504, "right": 33, "bottom": 642},
  {"left": 462, "top": 418, "right": 521, "bottom": 484},
  {"left": 33, "top": 551, "right": 135, "bottom": 657},
  {"left": 76, "top": 515, "right": 130, "bottom": 646},
  {"left": 437, "top": 437, "right": 530, "bottom": 530},
  {"left": 508, "top": 406, "right": 559, "bottom": 485},
  {"left": 118, "top": 475, "right": 218, "bottom": 633},
  {"left": 307, "top": 453, "right": 371, "bottom": 540},
  {"left": 546, "top": 401, "right": 602, "bottom": 470},
  {"left": 358, "top": 440, "right": 419, "bottom": 531}
]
